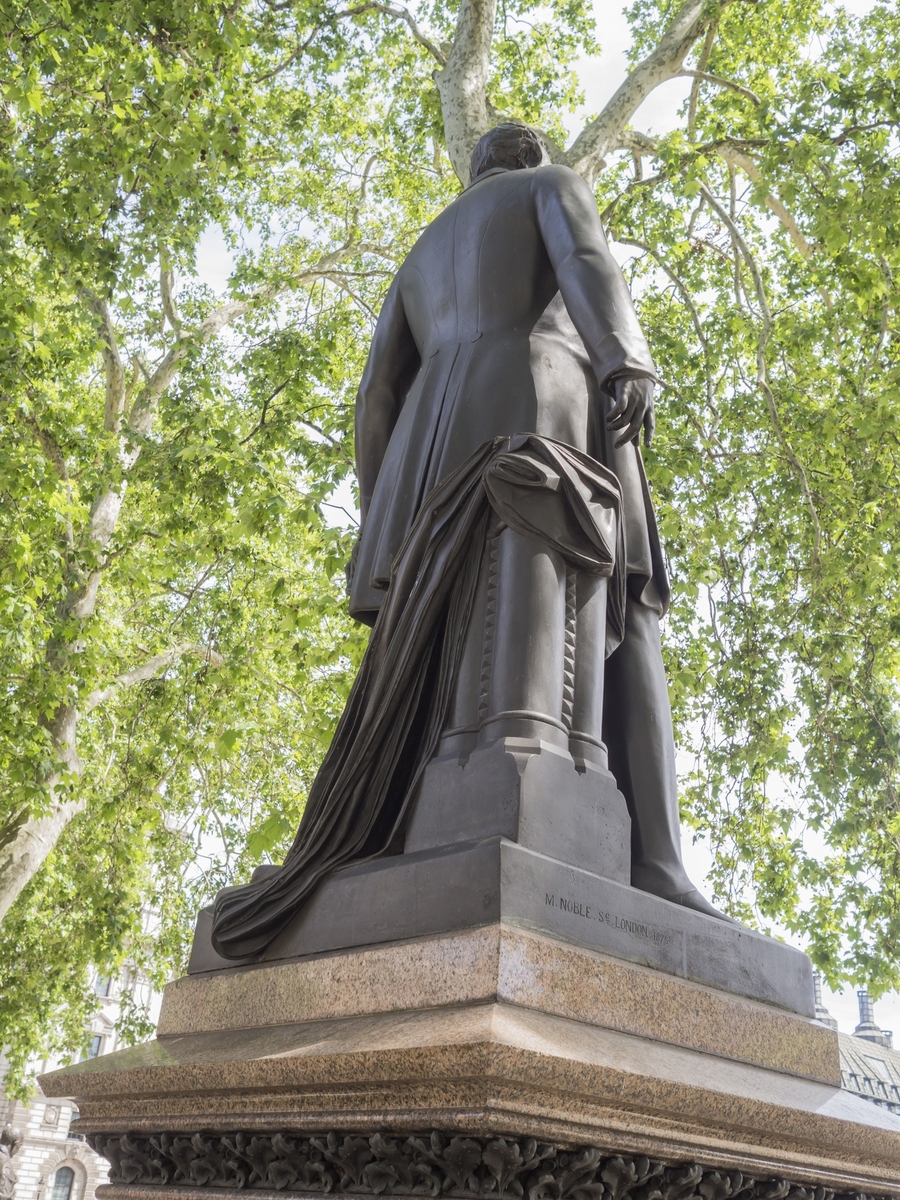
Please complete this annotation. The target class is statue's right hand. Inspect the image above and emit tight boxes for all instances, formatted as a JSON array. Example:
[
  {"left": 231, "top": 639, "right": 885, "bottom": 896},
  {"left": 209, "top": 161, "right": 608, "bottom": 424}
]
[{"left": 607, "top": 376, "right": 656, "bottom": 448}]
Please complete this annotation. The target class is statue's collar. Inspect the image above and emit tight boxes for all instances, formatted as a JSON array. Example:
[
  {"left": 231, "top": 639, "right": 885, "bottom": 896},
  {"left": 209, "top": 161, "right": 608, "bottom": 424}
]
[{"left": 464, "top": 166, "right": 513, "bottom": 191}]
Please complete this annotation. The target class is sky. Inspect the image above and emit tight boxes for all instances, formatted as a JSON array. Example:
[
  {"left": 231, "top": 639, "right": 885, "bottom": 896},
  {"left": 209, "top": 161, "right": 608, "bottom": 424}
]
[
  {"left": 192, "top": 0, "right": 899, "bottom": 1039},
  {"left": 572, "top": 4, "right": 691, "bottom": 139}
]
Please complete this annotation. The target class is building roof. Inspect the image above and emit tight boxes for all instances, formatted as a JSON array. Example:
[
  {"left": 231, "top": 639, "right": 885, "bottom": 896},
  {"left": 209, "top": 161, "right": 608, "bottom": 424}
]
[
  {"left": 839, "top": 1030, "right": 900, "bottom": 1115},
  {"left": 816, "top": 982, "right": 900, "bottom": 1116}
]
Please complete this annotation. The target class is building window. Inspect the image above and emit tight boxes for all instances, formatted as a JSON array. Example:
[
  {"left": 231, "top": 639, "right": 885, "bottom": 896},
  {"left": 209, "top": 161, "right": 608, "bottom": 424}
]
[
  {"left": 864, "top": 1055, "right": 892, "bottom": 1082},
  {"left": 50, "top": 1166, "right": 75, "bottom": 1200},
  {"left": 93, "top": 975, "right": 112, "bottom": 997},
  {"left": 65, "top": 1106, "right": 83, "bottom": 1142},
  {"left": 80, "top": 1035, "right": 102, "bottom": 1061}
]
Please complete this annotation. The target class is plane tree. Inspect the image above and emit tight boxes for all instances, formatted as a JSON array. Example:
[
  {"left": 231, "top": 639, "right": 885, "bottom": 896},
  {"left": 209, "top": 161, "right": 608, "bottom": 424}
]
[{"left": 1, "top": 0, "right": 898, "bottom": 1084}]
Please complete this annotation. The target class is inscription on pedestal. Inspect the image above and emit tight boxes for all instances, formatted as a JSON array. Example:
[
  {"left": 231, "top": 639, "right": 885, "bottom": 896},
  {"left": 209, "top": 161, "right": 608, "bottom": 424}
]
[
  {"left": 502, "top": 848, "right": 688, "bottom": 978},
  {"left": 544, "top": 892, "right": 676, "bottom": 948}
]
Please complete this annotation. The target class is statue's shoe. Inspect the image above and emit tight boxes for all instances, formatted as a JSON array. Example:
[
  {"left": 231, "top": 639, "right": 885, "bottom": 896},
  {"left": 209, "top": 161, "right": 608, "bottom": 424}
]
[
  {"left": 648, "top": 886, "right": 740, "bottom": 925},
  {"left": 630, "top": 862, "right": 740, "bottom": 925}
]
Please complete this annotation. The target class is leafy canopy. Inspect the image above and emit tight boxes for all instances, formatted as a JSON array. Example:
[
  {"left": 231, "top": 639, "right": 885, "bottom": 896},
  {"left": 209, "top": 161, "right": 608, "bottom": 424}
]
[
  {"left": 0, "top": 0, "right": 899, "bottom": 1090},
  {"left": 0, "top": 0, "right": 593, "bottom": 1087}
]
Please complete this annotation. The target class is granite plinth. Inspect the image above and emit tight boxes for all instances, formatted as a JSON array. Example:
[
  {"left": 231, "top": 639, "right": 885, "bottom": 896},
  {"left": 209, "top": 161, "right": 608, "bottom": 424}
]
[
  {"left": 39, "top": 927, "right": 900, "bottom": 1192},
  {"left": 166, "top": 926, "right": 834, "bottom": 1079},
  {"left": 189, "top": 839, "right": 813, "bottom": 1019}
]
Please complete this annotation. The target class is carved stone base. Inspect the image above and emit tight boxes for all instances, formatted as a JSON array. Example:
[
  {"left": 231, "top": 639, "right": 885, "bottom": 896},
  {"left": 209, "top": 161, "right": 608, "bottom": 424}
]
[
  {"left": 40, "top": 926, "right": 900, "bottom": 1195},
  {"left": 84, "top": 1130, "right": 891, "bottom": 1200}
]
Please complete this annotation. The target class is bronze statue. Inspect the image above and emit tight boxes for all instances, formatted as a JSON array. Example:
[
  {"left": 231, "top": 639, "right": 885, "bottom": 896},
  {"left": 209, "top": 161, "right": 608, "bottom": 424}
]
[{"left": 212, "top": 122, "right": 726, "bottom": 960}]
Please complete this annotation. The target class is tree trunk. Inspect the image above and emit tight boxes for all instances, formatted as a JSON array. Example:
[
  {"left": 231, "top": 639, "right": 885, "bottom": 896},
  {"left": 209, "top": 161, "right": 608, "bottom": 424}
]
[
  {"left": 435, "top": 0, "right": 497, "bottom": 180},
  {"left": 0, "top": 801, "right": 87, "bottom": 924},
  {"left": 562, "top": 0, "right": 718, "bottom": 182},
  {"left": 0, "top": 705, "right": 82, "bottom": 924}
]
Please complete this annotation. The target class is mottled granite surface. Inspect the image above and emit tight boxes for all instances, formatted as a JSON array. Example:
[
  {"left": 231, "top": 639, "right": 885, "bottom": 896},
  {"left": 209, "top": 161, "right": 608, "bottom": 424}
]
[
  {"left": 159, "top": 925, "right": 837, "bottom": 1084},
  {"left": 40, "top": 925, "right": 900, "bottom": 1192}
]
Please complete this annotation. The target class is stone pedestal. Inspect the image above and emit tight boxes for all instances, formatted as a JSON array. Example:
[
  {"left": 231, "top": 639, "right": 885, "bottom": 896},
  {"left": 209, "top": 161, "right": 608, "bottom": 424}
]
[
  {"left": 186, "top": 835, "right": 813, "bottom": 1019},
  {"left": 404, "top": 738, "right": 630, "bottom": 877},
  {"left": 41, "top": 924, "right": 900, "bottom": 1197},
  {"left": 39, "top": 745, "right": 900, "bottom": 1197}
]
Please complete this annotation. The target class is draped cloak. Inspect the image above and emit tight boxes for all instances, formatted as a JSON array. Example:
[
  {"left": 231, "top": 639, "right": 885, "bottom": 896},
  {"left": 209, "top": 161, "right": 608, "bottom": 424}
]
[{"left": 212, "top": 435, "right": 625, "bottom": 959}]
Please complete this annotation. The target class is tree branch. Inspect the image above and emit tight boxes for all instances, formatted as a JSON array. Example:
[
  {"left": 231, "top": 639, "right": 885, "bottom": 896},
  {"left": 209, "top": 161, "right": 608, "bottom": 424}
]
[
  {"left": 79, "top": 289, "right": 126, "bottom": 432},
  {"left": 687, "top": 22, "right": 716, "bottom": 138},
  {"left": 616, "top": 236, "right": 715, "bottom": 410},
  {"left": 257, "top": 2, "right": 445, "bottom": 86},
  {"left": 858, "top": 256, "right": 893, "bottom": 403},
  {"left": 614, "top": 130, "right": 659, "bottom": 157},
  {"left": 680, "top": 69, "right": 760, "bottom": 106},
  {"left": 563, "top": 0, "right": 734, "bottom": 182},
  {"left": 348, "top": 152, "right": 379, "bottom": 235},
  {"left": 717, "top": 146, "right": 812, "bottom": 260},
  {"left": 159, "top": 243, "right": 183, "bottom": 333},
  {"left": 129, "top": 240, "right": 393, "bottom": 436},
  {"left": 240, "top": 380, "right": 290, "bottom": 444},
  {"left": 20, "top": 410, "right": 68, "bottom": 480},
  {"left": 255, "top": 24, "right": 325, "bottom": 82},
  {"left": 717, "top": 145, "right": 833, "bottom": 309},
  {"left": 341, "top": 1, "right": 446, "bottom": 64},
  {"left": 19, "top": 410, "right": 75, "bottom": 551},
  {"left": 84, "top": 643, "right": 225, "bottom": 714},
  {"left": 606, "top": 131, "right": 828, "bottom": 302}
]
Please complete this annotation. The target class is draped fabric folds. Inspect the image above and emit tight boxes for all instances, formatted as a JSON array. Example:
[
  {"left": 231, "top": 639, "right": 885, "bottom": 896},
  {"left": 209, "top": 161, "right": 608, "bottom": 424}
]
[{"left": 211, "top": 434, "right": 624, "bottom": 960}]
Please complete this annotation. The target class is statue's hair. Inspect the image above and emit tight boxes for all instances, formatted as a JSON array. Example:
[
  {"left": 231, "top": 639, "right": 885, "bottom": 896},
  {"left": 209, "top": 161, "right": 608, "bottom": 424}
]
[{"left": 469, "top": 121, "right": 548, "bottom": 180}]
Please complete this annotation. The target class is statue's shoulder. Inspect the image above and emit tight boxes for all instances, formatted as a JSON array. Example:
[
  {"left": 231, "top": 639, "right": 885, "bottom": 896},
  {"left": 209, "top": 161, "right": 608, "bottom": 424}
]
[{"left": 529, "top": 163, "right": 594, "bottom": 198}]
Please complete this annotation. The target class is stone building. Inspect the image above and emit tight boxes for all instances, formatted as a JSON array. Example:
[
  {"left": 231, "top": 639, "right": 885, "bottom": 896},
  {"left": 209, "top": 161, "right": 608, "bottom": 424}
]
[
  {"left": 816, "top": 979, "right": 900, "bottom": 1116},
  {"left": 1, "top": 969, "right": 158, "bottom": 1200}
]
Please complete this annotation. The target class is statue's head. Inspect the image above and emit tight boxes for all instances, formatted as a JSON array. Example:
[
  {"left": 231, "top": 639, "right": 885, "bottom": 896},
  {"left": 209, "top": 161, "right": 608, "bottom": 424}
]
[{"left": 469, "top": 121, "right": 551, "bottom": 180}]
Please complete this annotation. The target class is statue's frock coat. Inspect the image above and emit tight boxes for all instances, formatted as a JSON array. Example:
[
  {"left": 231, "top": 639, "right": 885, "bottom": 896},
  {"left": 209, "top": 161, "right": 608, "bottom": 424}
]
[{"left": 350, "top": 163, "right": 668, "bottom": 623}]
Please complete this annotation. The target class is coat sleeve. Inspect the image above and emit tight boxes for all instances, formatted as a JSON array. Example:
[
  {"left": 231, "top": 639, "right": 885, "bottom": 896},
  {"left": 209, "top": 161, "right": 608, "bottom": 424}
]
[
  {"left": 355, "top": 275, "right": 421, "bottom": 523},
  {"left": 532, "top": 165, "right": 659, "bottom": 391}
]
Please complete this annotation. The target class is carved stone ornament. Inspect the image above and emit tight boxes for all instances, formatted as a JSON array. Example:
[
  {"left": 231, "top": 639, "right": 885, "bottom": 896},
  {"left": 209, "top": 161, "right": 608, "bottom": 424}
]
[
  {"left": 86, "top": 1130, "right": 892, "bottom": 1200},
  {"left": 0, "top": 1152, "right": 14, "bottom": 1200},
  {"left": 0, "top": 1149, "right": 16, "bottom": 1200},
  {"left": 0, "top": 1127, "right": 22, "bottom": 1200}
]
